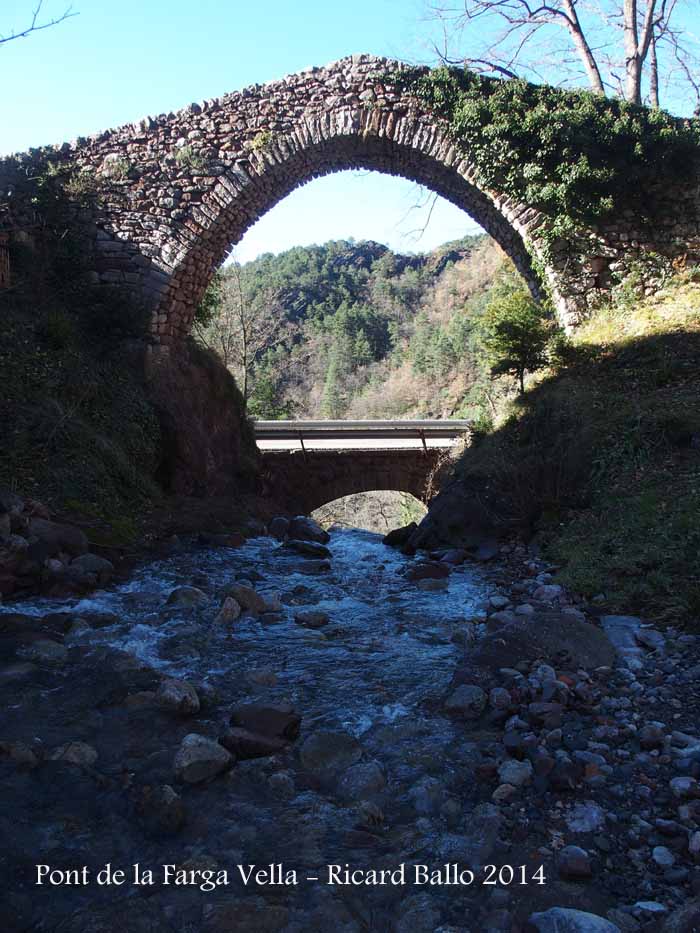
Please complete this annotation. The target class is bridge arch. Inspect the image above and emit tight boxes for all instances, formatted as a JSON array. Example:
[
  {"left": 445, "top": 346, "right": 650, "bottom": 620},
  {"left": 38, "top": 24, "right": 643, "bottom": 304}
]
[
  {"left": 261, "top": 447, "right": 444, "bottom": 517},
  {"left": 159, "top": 116, "right": 543, "bottom": 342},
  {"left": 0, "top": 55, "right": 595, "bottom": 340},
  {"left": 3, "top": 55, "right": 699, "bottom": 341}
]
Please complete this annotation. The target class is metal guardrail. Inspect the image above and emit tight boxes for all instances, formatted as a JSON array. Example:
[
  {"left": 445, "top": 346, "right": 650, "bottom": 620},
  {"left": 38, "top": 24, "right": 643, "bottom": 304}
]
[
  {"left": 253, "top": 420, "right": 472, "bottom": 440},
  {"left": 253, "top": 419, "right": 471, "bottom": 453}
]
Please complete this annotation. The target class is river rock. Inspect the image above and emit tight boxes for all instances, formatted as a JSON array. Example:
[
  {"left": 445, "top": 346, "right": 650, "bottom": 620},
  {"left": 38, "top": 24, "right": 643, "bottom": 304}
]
[
  {"left": 558, "top": 845, "right": 592, "bottom": 879},
  {"left": 437, "top": 802, "right": 502, "bottom": 869},
  {"left": 636, "top": 627, "right": 665, "bottom": 651},
  {"left": 27, "top": 517, "right": 88, "bottom": 557},
  {"left": 566, "top": 801, "right": 606, "bottom": 833},
  {"left": 533, "top": 583, "right": 563, "bottom": 602},
  {"left": 294, "top": 610, "right": 330, "bottom": 629},
  {"left": 215, "top": 596, "right": 241, "bottom": 623},
  {"left": 70, "top": 553, "right": 114, "bottom": 583},
  {"left": 284, "top": 539, "right": 331, "bottom": 558},
  {"left": 600, "top": 615, "right": 645, "bottom": 669},
  {"left": 166, "top": 585, "right": 207, "bottom": 608},
  {"left": 49, "top": 741, "right": 98, "bottom": 766},
  {"left": 382, "top": 522, "right": 417, "bottom": 547},
  {"left": 156, "top": 677, "right": 200, "bottom": 715},
  {"left": 444, "top": 684, "right": 487, "bottom": 719},
  {"left": 0, "top": 740, "right": 39, "bottom": 768},
  {"left": 336, "top": 760, "right": 386, "bottom": 801},
  {"left": 290, "top": 559, "right": 331, "bottom": 574},
  {"left": 440, "top": 548, "right": 467, "bottom": 564},
  {"left": 299, "top": 729, "right": 362, "bottom": 773},
  {"left": 137, "top": 783, "right": 185, "bottom": 836},
  {"left": 17, "top": 639, "right": 67, "bottom": 665},
  {"left": 230, "top": 703, "right": 301, "bottom": 741},
  {"left": 492, "top": 783, "right": 517, "bottom": 803},
  {"left": 652, "top": 845, "right": 675, "bottom": 868},
  {"left": 472, "top": 539, "right": 500, "bottom": 561},
  {"left": 268, "top": 516, "right": 290, "bottom": 540},
  {"left": 417, "top": 578, "right": 448, "bottom": 592},
  {"left": 406, "top": 561, "right": 450, "bottom": 582},
  {"left": 639, "top": 722, "right": 665, "bottom": 749},
  {"left": 660, "top": 898, "right": 700, "bottom": 932},
  {"left": 525, "top": 908, "right": 621, "bottom": 932},
  {"left": 498, "top": 758, "right": 533, "bottom": 787},
  {"left": 174, "top": 733, "right": 232, "bottom": 784},
  {"left": 288, "top": 516, "right": 330, "bottom": 544},
  {"left": 226, "top": 583, "right": 267, "bottom": 615},
  {"left": 219, "top": 727, "right": 288, "bottom": 759},
  {"left": 452, "top": 612, "right": 615, "bottom": 688}
]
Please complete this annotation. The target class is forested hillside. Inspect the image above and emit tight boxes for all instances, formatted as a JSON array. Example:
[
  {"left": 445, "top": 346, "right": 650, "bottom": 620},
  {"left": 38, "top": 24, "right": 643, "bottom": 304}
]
[{"left": 194, "top": 234, "right": 510, "bottom": 424}]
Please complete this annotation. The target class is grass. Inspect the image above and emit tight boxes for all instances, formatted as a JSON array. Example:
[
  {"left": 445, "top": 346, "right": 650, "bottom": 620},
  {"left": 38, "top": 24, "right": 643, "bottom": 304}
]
[
  {"left": 452, "top": 272, "right": 700, "bottom": 624},
  {"left": 0, "top": 250, "right": 163, "bottom": 547}
]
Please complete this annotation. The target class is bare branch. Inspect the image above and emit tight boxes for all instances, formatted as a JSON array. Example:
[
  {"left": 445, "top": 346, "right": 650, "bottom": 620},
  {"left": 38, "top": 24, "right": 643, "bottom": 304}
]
[{"left": 0, "top": 1, "right": 78, "bottom": 46}]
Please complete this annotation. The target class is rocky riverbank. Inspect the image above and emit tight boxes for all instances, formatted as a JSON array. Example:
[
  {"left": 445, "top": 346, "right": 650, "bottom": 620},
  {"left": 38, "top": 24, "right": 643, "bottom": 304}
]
[{"left": 2, "top": 516, "right": 700, "bottom": 932}]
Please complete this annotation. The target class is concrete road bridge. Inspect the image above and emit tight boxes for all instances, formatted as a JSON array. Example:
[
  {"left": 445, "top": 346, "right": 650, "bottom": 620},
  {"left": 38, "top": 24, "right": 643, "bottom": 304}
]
[{"left": 255, "top": 419, "right": 470, "bottom": 514}]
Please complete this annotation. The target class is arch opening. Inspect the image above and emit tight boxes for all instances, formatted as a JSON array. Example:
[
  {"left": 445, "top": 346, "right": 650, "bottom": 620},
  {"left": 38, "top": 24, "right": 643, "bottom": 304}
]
[
  {"left": 312, "top": 489, "right": 427, "bottom": 534},
  {"left": 157, "top": 129, "right": 543, "bottom": 342}
]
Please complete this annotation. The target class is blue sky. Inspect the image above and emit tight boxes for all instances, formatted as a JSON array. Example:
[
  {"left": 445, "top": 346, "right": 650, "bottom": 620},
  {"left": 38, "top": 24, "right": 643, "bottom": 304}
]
[{"left": 1, "top": 0, "right": 479, "bottom": 260}]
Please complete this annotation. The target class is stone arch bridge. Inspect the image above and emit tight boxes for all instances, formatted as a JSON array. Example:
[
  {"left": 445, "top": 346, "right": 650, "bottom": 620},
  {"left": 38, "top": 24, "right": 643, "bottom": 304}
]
[
  {"left": 256, "top": 420, "right": 464, "bottom": 514},
  {"left": 3, "top": 55, "right": 699, "bottom": 342}
]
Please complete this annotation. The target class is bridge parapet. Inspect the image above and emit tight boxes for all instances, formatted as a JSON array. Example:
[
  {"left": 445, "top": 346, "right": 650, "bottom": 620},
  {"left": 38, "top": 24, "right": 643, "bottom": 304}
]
[{"left": 256, "top": 420, "right": 466, "bottom": 513}]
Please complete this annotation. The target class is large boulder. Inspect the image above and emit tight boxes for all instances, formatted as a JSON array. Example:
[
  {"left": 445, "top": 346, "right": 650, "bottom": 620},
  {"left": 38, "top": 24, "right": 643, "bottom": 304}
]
[
  {"left": 444, "top": 684, "right": 487, "bottom": 720},
  {"left": 268, "top": 516, "right": 290, "bottom": 541},
  {"left": 71, "top": 553, "right": 114, "bottom": 584},
  {"left": 288, "top": 516, "right": 330, "bottom": 545},
  {"left": 405, "top": 561, "right": 450, "bottom": 582},
  {"left": 337, "top": 760, "right": 386, "bottom": 801},
  {"left": 156, "top": 677, "right": 200, "bottom": 715},
  {"left": 299, "top": 729, "right": 362, "bottom": 774},
  {"left": 174, "top": 733, "right": 232, "bottom": 784},
  {"left": 219, "top": 727, "right": 289, "bottom": 760},
  {"left": 407, "top": 479, "right": 497, "bottom": 551},
  {"left": 525, "top": 908, "right": 620, "bottom": 932},
  {"left": 27, "top": 518, "right": 88, "bottom": 557},
  {"left": 166, "top": 586, "right": 207, "bottom": 608},
  {"left": 452, "top": 612, "right": 615, "bottom": 690},
  {"left": 226, "top": 583, "right": 267, "bottom": 616},
  {"left": 283, "top": 539, "right": 331, "bottom": 559},
  {"left": 229, "top": 703, "right": 301, "bottom": 741},
  {"left": 382, "top": 522, "right": 417, "bottom": 548}
]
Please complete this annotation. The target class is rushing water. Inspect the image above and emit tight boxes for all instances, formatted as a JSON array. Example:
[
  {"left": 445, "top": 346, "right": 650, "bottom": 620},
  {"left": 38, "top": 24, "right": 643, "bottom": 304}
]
[{"left": 3, "top": 528, "right": 509, "bottom": 928}]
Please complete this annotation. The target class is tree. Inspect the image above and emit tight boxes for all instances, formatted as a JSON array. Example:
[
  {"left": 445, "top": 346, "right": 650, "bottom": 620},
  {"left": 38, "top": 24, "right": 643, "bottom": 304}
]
[
  {"left": 429, "top": 0, "right": 700, "bottom": 110},
  {"left": 481, "top": 288, "right": 553, "bottom": 393},
  {"left": 1, "top": 1, "right": 77, "bottom": 46},
  {"left": 193, "top": 262, "right": 290, "bottom": 403},
  {"left": 321, "top": 350, "right": 345, "bottom": 418}
]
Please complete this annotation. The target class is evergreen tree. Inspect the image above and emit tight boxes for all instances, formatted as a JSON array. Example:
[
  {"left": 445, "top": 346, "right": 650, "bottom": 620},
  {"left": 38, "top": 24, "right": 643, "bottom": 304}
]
[
  {"left": 321, "top": 351, "right": 345, "bottom": 418},
  {"left": 481, "top": 289, "right": 553, "bottom": 394}
]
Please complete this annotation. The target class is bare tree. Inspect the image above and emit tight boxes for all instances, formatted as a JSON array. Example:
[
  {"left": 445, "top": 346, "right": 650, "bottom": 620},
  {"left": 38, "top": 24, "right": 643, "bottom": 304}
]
[
  {"left": 1, "top": 1, "right": 77, "bottom": 47},
  {"left": 194, "top": 262, "right": 291, "bottom": 402},
  {"left": 428, "top": 0, "right": 700, "bottom": 110}
]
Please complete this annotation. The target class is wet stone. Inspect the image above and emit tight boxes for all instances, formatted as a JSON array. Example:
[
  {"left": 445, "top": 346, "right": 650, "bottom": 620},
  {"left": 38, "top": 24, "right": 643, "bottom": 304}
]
[{"left": 174, "top": 733, "right": 232, "bottom": 784}]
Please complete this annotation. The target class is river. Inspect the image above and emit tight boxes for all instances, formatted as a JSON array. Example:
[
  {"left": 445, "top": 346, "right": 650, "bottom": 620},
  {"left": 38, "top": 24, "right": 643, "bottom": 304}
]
[{"left": 2, "top": 527, "right": 526, "bottom": 930}]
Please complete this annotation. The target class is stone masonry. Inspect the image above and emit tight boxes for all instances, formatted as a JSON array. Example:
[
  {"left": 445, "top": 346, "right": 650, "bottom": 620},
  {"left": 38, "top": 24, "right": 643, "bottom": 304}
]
[
  {"left": 261, "top": 447, "right": 443, "bottom": 515},
  {"left": 2, "top": 55, "right": 700, "bottom": 339}
]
